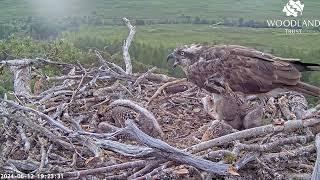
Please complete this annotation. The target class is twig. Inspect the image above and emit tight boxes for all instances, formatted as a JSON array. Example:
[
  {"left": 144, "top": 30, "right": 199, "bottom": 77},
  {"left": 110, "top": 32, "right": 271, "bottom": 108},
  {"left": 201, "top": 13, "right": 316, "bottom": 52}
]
[
  {"left": 63, "top": 160, "right": 146, "bottom": 178},
  {"left": 122, "top": 17, "right": 135, "bottom": 75},
  {"left": 68, "top": 73, "right": 86, "bottom": 104},
  {"left": 105, "top": 173, "right": 129, "bottom": 180},
  {"left": 129, "top": 159, "right": 166, "bottom": 179},
  {"left": 234, "top": 153, "right": 257, "bottom": 171},
  {"left": 2, "top": 159, "right": 31, "bottom": 175},
  {"left": 16, "top": 124, "right": 30, "bottom": 152},
  {"left": 0, "top": 58, "right": 73, "bottom": 67},
  {"left": 9, "top": 65, "right": 32, "bottom": 97},
  {"left": 133, "top": 67, "right": 157, "bottom": 87},
  {"left": 288, "top": 173, "right": 312, "bottom": 180},
  {"left": 234, "top": 135, "right": 314, "bottom": 153},
  {"left": 2, "top": 99, "right": 72, "bottom": 134},
  {"left": 96, "top": 138, "right": 155, "bottom": 158},
  {"left": 95, "top": 50, "right": 126, "bottom": 75},
  {"left": 109, "top": 99, "right": 164, "bottom": 137},
  {"left": 188, "top": 117, "right": 320, "bottom": 154},
  {"left": 262, "top": 144, "right": 316, "bottom": 162},
  {"left": 133, "top": 161, "right": 174, "bottom": 180},
  {"left": 124, "top": 119, "right": 231, "bottom": 175},
  {"left": 38, "top": 90, "right": 73, "bottom": 104},
  {"left": 256, "top": 157, "right": 283, "bottom": 179},
  {"left": 94, "top": 50, "right": 108, "bottom": 67},
  {"left": 312, "top": 133, "right": 320, "bottom": 180},
  {"left": 144, "top": 73, "right": 176, "bottom": 82},
  {"left": 33, "top": 136, "right": 47, "bottom": 174},
  {"left": 147, "top": 78, "right": 187, "bottom": 105},
  {"left": 204, "top": 150, "right": 236, "bottom": 160},
  {"left": 3, "top": 114, "right": 76, "bottom": 151}
]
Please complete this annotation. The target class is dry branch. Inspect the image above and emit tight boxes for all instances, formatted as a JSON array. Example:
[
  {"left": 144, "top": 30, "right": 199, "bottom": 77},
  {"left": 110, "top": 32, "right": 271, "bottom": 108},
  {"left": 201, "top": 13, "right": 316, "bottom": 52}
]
[
  {"left": 2, "top": 114, "right": 75, "bottom": 151},
  {"left": 17, "top": 124, "right": 31, "bottom": 152},
  {"left": 9, "top": 65, "right": 32, "bottom": 97},
  {"left": 133, "top": 67, "right": 157, "bottom": 87},
  {"left": 0, "top": 58, "right": 72, "bottom": 67},
  {"left": 312, "top": 134, "right": 320, "bottom": 180},
  {"left": 2, "top": 99, "right": 72, "bottom": 133},
  {"left": 124, "top": 119, "right": 231, "bottom": 175},
  {"left": 63, "top": 160, "right": 146, "bottom": 178},
  {"left": 233, "top": 135, "right": 314, "bottom": 153},
  {"left": 188, "top": 118, "right": 320, "bottom": 154},
  {"left": 122, "top": 17, "right": 135, "bottom": 75},
  {"left": 96, "top": 139, "right": 156, "bottom": 157},
  {"left": 261, "top": 144, "right": 316, "bottom": 162},
  {"left": 95, "top": 50, "right": 126, "bottom": 75},
  {"left": 148, "top": 78, "right": 187, "bottom": 104},
  {"left": 2, "top": 58, "right": 73, "bottom": 98},
  {"left": 108, "top": 99, "right": 164, "bottom": 137}
]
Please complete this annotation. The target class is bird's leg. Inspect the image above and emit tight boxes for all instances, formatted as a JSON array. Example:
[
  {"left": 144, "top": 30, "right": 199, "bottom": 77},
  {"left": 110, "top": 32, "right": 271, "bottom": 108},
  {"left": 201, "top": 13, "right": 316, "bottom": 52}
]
[
  {"left": 205, "top": 75, "right": 245, "bottom": 107},
  {"left": 223, "top": 82, "right": 235, "bottom": 97},
  {"left": 218, "top": 78, "right": 245, "bottom": 106},
  {"left": 201, "top": 94, "right": 219, "bottom": 120},
  {"left": 205, "top": 75, "right": 227, "bottom": 94},
  {"left": 201, "top": 95, "right": 213, "bottom": 113}
]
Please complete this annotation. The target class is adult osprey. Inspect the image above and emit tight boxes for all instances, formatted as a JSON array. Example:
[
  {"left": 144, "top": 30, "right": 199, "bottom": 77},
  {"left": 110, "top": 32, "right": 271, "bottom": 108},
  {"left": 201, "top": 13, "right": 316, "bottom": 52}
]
[{"left": 167, "top": 44, "right": 320, "bottom": 97}]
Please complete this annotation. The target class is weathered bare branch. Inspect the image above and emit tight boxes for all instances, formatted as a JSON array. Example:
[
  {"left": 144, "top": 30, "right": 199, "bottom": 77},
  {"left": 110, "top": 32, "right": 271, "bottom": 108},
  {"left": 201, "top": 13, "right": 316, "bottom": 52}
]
[
  {"left": 233, "top": 135, "right": 314, "bottom": 153},
  {"left": 95, "top": 50, "right": 126, "bottom": 75},
  {"left": 96, "top": 139, "right": 155, "bottom": 157},
  {"left": 9, "top": 65, "right": 32, "bottom": 97},
  {"left": 188, "top": 118, "right": 320, "bottom": 153},
  {"left": 2, "top": 114, "right": 75, "bottom": 151},
  {"left": 2, "top": 99, "right": 72, "bottom": 133},
  {"left": 122, "top": 17, "right": 135, "bottom": 75},
  {"left": 1, "top": 58, "right": 72, "bottom": 67},
  {"left": 148, "top": 78, "right": 187, "bottom": 105},
  {"left": 124, "top": 119, "right": 231, "bottom": 175},
  {"left": 16, "top": 124, "right": 30, "bottom": 152},
  {"left": 109, "top": 99, "right": 164, "bottom": 137},
  {"left": 63, "top": 160, "right": 146, "bottom": 178},
  {"left": 312, "top": 133, "right": 320, "bottom": 180},
  {"left": 133, "top": 67, "right": 157, "bottom": 87},
  {"left": 262, "top": 144, "right": 316, "bottom": 162}
]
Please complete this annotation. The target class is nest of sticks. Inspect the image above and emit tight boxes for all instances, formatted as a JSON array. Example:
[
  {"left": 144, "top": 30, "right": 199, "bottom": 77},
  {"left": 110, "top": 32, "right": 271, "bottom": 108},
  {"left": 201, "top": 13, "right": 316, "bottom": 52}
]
[{"left": 1, "top": 18, "right": 320, "bottom": 180}]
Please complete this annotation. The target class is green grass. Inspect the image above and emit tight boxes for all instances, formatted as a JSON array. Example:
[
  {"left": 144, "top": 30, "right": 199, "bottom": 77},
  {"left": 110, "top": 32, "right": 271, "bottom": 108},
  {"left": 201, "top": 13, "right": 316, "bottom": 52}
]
[
  {"left": 64, "top": 24, "right": 320, "bottom": 62},
  {"left": 0, "top": 0, "right": 319, "bottom": 22}
]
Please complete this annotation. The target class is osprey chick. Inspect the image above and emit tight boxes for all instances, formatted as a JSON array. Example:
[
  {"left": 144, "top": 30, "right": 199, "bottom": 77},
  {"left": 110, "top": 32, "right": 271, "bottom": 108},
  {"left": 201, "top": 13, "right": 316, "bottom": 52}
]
[{"left": 167, "top": 44, "right": 320, "bottom": 97}]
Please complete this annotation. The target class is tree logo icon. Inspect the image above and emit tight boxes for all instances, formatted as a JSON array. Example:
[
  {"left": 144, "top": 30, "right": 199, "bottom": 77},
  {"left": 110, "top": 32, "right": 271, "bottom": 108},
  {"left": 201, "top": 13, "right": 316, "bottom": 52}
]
[{"left": 282, "top": 0, "right": 304, "bottom": 17}]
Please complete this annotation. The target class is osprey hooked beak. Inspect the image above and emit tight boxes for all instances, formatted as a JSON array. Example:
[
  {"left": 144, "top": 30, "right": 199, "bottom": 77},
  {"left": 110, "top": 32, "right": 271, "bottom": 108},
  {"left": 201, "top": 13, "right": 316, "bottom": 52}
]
[{"left": 167, "top": 53, "right": 179, "bottom": 69}]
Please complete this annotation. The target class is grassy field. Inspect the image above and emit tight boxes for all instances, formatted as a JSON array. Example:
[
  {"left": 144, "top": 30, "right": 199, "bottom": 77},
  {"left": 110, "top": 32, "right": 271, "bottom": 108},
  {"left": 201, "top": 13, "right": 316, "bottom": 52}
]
[
  {"left": 63, "top": 24, "right": 320, "bottom": 61},
  {"left": 0, "top": 0, "right": 319, "bottom": 22}
]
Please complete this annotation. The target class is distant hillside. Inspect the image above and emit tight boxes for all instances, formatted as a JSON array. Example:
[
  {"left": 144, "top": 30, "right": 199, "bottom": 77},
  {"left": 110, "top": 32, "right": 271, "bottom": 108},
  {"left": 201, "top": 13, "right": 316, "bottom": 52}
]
[{"left": 0, "top": 0, "right": 319, "bottom": 23}]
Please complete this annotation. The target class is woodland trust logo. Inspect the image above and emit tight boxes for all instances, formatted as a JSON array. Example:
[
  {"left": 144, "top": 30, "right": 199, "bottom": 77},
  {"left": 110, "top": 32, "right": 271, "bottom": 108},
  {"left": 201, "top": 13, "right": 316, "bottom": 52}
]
[
  {"left": 282, "top": 0, "right": 304, "bottom": 17},
  {"left": 267, "top": 0, "right": 320, "bottom": 35}
]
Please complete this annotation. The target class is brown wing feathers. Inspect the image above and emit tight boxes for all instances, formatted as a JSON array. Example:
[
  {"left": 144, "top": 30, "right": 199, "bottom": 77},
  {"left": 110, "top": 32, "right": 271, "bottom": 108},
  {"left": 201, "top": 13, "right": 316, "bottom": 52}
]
[{"left": 190, "top": 45, "right": 320, "bottom": 96}]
